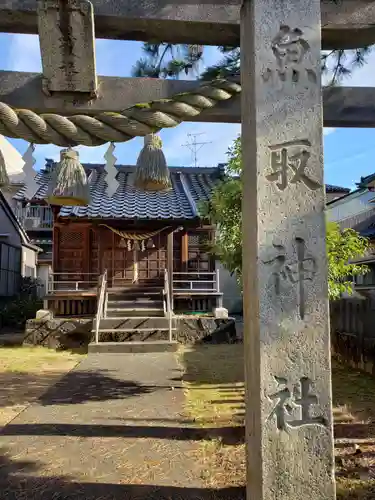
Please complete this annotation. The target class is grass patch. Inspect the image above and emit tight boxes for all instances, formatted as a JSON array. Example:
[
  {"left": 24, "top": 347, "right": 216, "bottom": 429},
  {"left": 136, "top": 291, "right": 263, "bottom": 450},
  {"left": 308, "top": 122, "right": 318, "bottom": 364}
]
[
  {"left": 180, "top": 344, "right": 375, "bottom": 498},
  {"left": 180, "top": 344, "right": 245, "bottom": 488},
  {"left": 0, "top": 346, "right": 84, "bottom": 428}
]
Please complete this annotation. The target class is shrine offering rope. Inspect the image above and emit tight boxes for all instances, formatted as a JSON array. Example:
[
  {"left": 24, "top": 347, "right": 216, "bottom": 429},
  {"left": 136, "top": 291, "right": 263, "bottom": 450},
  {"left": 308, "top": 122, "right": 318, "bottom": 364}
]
[
  {"left": 0, "top": 79, "right": 241, "bottom": 147},
  {"left": 99, "top": 224, "right": 171, "bottom": 240}
]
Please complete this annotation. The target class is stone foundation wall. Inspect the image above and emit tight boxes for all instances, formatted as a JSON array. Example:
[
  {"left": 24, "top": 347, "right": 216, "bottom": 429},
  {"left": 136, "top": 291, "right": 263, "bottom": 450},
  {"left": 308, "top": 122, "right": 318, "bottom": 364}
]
[
  {"left": 24, "top": 318, "right": 93, "bottom": 350},
  {"left": 175, "top": 317, "right": 237, "bottom": 344},
  {"left": 24, "top": 315, "right": 238, "bottom": 349}
]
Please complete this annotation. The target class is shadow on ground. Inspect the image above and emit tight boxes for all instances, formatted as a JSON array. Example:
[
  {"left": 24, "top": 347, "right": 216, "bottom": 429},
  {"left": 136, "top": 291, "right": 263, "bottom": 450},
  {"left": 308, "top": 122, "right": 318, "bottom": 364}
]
[
  {"left": 0, "top": 448, "right": 245, "bottom": 500},
  {"left": 336, "top": 481, "right": 375, "bottom": 500},
  {"left": 0, "top": 369, "right": 160, "bottom": 408},
  {"left": 37, "top": 368, "right": 162, "bottom": 405},
  {"left": 1, "top": 422, "right": 243, "bottom": 443},
  {"left": 332, "top": 358, "right": 375, "bottom": 440},
  {"left": 181, "top": 344, "right": 245, "bottom": 436}
]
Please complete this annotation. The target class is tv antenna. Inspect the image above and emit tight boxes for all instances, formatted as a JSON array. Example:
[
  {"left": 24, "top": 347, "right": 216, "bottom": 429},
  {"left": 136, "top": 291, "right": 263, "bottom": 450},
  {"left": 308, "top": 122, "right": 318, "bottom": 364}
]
[{"left": 182, "top": 133, "right": 212, "bottom": 167}]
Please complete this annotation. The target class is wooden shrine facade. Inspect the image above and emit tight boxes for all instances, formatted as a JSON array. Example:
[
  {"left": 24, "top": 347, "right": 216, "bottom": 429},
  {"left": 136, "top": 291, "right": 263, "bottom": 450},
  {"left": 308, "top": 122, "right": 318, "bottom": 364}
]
[
  {"left": 52, "top": 220, "right": 214, "bottom": 284},
  {"left": 47, "top": 218, "right": 218, "bottom": 316},
  {"left": 13, "top": 162, "right": 225, "bottom": 317}
]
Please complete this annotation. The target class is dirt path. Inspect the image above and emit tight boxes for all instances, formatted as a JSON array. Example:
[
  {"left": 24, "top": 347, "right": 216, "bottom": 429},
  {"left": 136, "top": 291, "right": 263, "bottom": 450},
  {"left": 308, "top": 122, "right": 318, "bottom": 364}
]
[{"left": 0, "top": 352, "right": 243, "bottom": 499}]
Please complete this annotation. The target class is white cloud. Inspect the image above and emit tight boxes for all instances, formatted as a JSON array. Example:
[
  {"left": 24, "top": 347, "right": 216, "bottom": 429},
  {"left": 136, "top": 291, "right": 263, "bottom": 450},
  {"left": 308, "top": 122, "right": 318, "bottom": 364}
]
[
  {"left": 6, "top": 34, "right": 41, "bottom": 72},
  {"left": 323, "top": 128, "right": 336, "bottom": 136}
]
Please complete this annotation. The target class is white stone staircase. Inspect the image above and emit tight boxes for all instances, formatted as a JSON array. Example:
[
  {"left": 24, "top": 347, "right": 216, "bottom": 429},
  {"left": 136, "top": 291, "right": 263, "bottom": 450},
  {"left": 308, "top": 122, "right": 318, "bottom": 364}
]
[{"left": 90, "top": 277, "right": 177, "bottom": 353}]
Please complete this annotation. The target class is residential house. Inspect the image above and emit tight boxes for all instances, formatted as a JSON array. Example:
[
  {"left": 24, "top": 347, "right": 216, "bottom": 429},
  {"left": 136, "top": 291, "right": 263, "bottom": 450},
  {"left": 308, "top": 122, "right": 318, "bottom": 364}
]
[
  {"left": 0, "top": 136, "right": 53, "bottom": 296},
  {"left": 326, "top": 173, "right": 375, "bottom": 293},
  {"left": 0, "top": 189, "right": 40, "bottom": 297}
]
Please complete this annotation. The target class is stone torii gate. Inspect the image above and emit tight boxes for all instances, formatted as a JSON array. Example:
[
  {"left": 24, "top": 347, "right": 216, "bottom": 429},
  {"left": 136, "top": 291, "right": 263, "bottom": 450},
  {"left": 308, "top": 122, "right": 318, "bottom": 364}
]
[{"left": 1, "top": 1, "right": 375, "bottom": 498}]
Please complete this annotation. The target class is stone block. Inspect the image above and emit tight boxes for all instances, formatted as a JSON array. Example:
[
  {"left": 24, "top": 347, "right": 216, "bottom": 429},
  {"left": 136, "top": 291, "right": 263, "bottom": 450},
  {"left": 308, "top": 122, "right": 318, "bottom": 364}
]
[
  {"left": 213, "top": 307, "right": 229, "bottom": 319},
  {"left": 24, "top": 318, "right": 93, "bottom": 350},
  {"left": 35, "top": 309, "right": 53, "bottom": 320}
]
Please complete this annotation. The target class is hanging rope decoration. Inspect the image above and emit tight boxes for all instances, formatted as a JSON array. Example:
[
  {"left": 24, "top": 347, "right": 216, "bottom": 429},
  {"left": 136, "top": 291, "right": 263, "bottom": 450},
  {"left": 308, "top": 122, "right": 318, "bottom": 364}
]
[
  {"left": 0, "top": 78, "right": 240, "bottom": 202},
  {"left": 46, "top": 148, "right": 90, "bottom": 206},
  {"left": 99, "top": 224, "right": 170, "bottom": 241},
  {"left": 0, "top": 78, "right": 241, "bottom": 147},
  {"left": 0, "top": 147, "right": 9, "bottom": 187},
  {"left": 119, "top": 238, "right": 148, "bottom": 251},
  {"left": 134, "top": 133, "right": 171, "bottom": 191}
]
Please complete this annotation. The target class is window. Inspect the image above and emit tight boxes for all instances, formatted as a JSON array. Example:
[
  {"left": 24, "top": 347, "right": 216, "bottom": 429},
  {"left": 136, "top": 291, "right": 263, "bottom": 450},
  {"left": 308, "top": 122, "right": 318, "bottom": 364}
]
[{"left": 0, "top": 242, "right": 22, "bottom": 297}]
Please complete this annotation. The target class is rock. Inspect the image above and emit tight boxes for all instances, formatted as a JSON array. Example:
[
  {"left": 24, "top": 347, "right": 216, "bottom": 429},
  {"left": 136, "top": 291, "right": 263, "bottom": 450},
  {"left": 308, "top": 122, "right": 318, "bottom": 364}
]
[
  {"left": 213, "top": 307, "right": 229, "bottom": 319},
  {"left": 35, "top": 309, "right": 53, "bottom": 320}
]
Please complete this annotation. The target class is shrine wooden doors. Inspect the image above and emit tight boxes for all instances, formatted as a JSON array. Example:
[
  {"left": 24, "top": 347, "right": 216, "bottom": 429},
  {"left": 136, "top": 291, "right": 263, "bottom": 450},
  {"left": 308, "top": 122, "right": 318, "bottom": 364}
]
[{"left": 99, "top": 227, "right": 167, "bottom": 286}]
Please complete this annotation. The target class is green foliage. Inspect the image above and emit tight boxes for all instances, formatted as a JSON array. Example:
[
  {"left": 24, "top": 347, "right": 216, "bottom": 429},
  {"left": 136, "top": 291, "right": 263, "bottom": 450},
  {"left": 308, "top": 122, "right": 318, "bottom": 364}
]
[
  {"left": 326, "top": 222, "right": 369, "bottom": 300},
  {"left": 200, "top": 136, "right": 370, "bottom": 300},
  {"left": 132, "top": 19, "right": 372, "bottom": 85},
  {"left": 200, "top": 46, "right": 372, "bottom": 84},
  {"left": 199, "top": 136, "right": 243, "bottom": 286},
  {"left": 0, "top": 277, "right": 43, "bottom": 330},
  {"left": 0, "top": 298, "right": 42, "bottom": 330},
  {"left": 132, "top": 43, "right": 203, "bottom": 79}
]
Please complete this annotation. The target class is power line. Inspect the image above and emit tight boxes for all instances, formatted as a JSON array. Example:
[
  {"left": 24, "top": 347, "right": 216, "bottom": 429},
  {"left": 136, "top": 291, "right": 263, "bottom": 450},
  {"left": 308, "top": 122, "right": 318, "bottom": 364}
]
[{"left": 182, "top": 133, "right": 212, "bottom": 167}]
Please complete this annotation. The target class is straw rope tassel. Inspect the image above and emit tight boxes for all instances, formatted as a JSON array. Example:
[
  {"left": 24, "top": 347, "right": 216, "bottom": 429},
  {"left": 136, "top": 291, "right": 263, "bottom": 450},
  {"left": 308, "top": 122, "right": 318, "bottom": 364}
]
[
  {"left": 46, "top": 148, "right": 90, "bottom": 206},
  {"left": 134, "top": 133, "right": 171, "bottom": 191}
]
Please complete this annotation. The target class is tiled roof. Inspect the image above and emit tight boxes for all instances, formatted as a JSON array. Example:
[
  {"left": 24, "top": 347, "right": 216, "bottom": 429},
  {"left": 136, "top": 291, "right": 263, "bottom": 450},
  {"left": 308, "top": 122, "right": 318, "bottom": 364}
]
[
  {"left": 325, "top": 184, "right": 350, "bottom": 193},
  {"left": 357, "top": 172, "right": 375, "bottom": 188},
  {"left": 14, "top": 163, "right": 223, "bottom": 221}
]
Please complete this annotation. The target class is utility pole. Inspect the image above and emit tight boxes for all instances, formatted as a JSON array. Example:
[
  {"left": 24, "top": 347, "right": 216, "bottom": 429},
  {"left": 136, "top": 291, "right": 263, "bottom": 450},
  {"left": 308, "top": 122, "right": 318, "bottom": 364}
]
[{"left": 182, "top": 133, "right": 212, "bottom": 167}]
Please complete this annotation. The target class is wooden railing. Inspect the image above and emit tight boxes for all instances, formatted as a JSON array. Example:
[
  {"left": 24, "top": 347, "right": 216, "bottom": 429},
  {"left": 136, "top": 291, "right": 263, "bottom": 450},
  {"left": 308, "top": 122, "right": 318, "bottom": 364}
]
[
  {"left": 47, "top": 273, "right": 99, "bottom": 293},
  {"left": 173, "top": 270, "right": 220, "bottom": 293},
  {"left": 15, "top": 205, "right": 53, "bottom": 229},
  {"left": 95, "top": 270, "right": 107, "bottom": 344},
  {"left": 163, "top": 269, "right": 173, "bottom": 342}
]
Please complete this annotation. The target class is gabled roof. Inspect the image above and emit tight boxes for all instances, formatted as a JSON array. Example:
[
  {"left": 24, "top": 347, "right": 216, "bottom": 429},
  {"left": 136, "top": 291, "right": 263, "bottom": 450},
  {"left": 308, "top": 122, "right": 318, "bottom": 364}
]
[
  {"left": 14, "top": 159, "right": 352, "bottom": 220},
  {"left": 0, "top": 189, "right": 40, "bottom": 251},
  {"left": 14, "top": 162, "right": 223, "bottom": 221},
  {"left": 325, "top": 184, "right": 350, "bottom": 193},
  {"left": 357, "top": 172, "right": 375, "bottom": 188}
]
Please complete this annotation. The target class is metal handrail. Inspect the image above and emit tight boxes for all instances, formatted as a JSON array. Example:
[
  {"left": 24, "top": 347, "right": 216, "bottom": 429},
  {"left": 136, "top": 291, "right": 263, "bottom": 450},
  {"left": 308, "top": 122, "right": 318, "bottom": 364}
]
[
  {"left": 173, "top": 271, "right": 216, "bottom": 275},
  {"left": 164, "top": 269, "right": 173, "bottom": 342},
  {"left": 47, "top": 272, "right": 99, "bottom": 293},
  {"left": 95, "top": 270, "right": 107, "bottom": 344},
  {"left": 172, "top": 269, "right": 220, "bottom": 293}
]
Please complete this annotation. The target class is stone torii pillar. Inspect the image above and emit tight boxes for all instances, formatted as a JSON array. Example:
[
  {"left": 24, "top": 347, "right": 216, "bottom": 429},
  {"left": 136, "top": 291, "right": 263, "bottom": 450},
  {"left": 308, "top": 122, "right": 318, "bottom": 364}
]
[{"left": 241, "top": 0, "right": 335, "bottom": 499}]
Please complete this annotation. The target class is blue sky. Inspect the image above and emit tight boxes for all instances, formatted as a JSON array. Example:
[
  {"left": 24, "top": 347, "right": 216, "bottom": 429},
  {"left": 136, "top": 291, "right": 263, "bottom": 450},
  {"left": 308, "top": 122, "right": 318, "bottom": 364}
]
[{"left": 1, "top": 33, "right": 375, "bottom": 190}]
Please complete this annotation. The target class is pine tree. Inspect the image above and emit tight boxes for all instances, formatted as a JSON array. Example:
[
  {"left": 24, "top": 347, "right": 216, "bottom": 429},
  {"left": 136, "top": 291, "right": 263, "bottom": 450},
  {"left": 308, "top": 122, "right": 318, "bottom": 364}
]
[
  {"left": 132, "top": 29, "right": 372, "bottom": 85},
  {"left": 131, "top": 43, "right": 204, "bottom": 79}
]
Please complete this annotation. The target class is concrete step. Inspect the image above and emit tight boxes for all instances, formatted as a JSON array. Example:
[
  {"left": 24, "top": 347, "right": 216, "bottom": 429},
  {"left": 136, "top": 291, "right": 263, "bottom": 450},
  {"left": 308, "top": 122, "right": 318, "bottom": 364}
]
[
  {"left": 97, "top": 317, "right": 174, "bottom": 330},
  {"left": 107, "top": 299, "right": 164, "bottom": 307},
  {"left": 88, "top": 341, "right": 178, "bottom": 354},
  {"left": 105, "top": 308, "right": 164, "bottom": 318},
  {"left": 108, "top": 287, "right": 163, "bottom": 296},
  {"left": 97, "top": 328, "right": 175, "bottom": 333}
]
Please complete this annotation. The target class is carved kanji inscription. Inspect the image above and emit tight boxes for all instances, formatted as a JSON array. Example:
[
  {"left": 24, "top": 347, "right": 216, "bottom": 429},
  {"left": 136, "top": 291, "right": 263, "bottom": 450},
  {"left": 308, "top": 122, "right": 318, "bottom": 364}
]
[
  {"left": 267, "top": 139, "right": 321, "bottom": 191},
  {"left": 267, "top": 376, "right": 327, "bottom": 432},
  {"left": 262, "top": 238, "right": 317, "bottom": 319},
  {"left": 262, "top": 25, "right": 317, "bottom": 84}
]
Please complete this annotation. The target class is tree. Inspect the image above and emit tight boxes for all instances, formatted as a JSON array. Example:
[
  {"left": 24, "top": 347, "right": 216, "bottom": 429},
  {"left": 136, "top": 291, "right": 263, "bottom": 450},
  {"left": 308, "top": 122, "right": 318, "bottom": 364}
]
[
  {"left": 132, "top": 43, "right": 203, "bottom": 79},
  {"left": 133, "top": 41, "right": 372, "bottom": 85},
  {"left": 326, "top": 222, "right": 369, "bottom": 300},
  {"left": 200, "top": 136, "right": 370, "bottom": 300}
]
